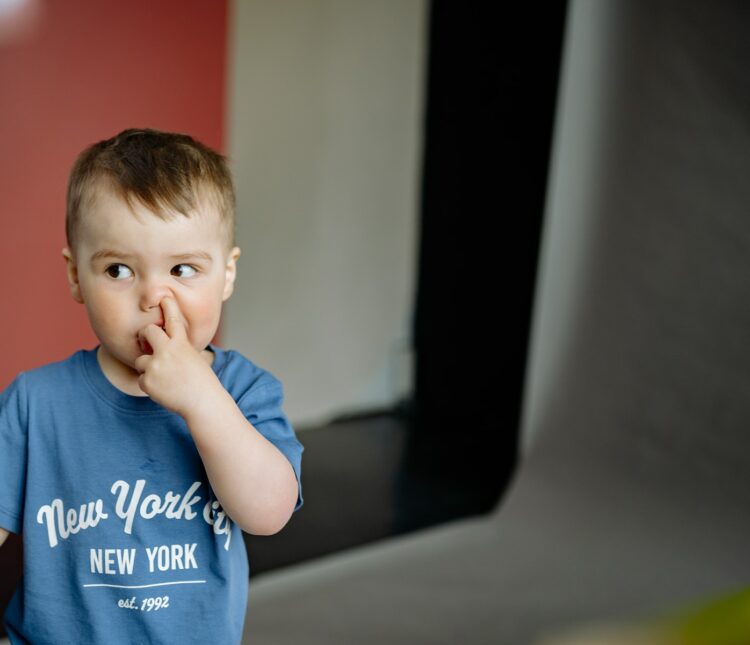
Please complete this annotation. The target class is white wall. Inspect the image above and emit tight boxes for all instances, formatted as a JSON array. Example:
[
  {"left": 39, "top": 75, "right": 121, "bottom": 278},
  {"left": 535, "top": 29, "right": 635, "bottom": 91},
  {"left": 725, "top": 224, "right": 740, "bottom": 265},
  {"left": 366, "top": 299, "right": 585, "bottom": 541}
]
[{"left": 225, "top": 0, "right": 427, "bottom": 429}]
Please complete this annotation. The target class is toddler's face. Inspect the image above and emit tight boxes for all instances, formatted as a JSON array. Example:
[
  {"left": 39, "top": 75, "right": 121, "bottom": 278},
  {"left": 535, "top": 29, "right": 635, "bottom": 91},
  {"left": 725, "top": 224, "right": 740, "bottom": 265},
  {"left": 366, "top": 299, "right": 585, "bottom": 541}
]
[{"left": 62, "top": 185, "right": 241, "bottom": 384}]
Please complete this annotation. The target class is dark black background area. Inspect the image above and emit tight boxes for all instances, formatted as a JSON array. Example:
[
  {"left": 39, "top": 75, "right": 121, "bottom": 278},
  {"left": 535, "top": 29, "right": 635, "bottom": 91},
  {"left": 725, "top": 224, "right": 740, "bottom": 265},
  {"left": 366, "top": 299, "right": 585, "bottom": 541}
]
[{"left": 405, "top": 0, "right": 568, "bottom": 519}]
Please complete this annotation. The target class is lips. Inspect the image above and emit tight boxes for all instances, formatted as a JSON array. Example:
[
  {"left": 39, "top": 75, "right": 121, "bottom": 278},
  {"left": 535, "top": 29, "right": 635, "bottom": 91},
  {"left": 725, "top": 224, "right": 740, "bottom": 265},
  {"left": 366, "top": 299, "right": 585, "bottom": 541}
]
[
  {"left": 137, "top": 321, "right": 165, "bottom": 355},
  {"left": 138, "top": 336, "right": 153, "bottom": 355}
]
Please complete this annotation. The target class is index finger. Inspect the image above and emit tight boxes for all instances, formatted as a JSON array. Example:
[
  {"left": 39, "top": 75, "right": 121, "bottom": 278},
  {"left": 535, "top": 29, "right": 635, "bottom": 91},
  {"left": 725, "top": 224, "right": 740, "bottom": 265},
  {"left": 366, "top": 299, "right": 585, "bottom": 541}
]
[{"left": 160, "top": 296, "right": 187, "bottom": 339}]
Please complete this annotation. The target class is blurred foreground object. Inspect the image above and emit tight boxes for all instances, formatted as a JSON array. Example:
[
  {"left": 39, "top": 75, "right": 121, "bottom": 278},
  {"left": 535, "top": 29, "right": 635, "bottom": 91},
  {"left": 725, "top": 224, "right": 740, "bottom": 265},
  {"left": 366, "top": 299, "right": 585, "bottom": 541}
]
[
  {"left": 0, "top": 0, "right": 41, "bottom": 45},
  {"left": 536, "top": 586, "right": 750, "bottom": 645}
]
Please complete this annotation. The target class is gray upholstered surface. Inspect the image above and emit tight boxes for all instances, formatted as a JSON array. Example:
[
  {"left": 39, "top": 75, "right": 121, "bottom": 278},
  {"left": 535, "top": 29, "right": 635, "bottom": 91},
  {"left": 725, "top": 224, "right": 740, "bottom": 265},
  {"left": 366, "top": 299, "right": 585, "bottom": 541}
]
[
  {"left": 242, "top": 0, "right": 750, "bottom": 642},
  {"left": 242, "top": 429, "right": 750, "bottom": 644}
]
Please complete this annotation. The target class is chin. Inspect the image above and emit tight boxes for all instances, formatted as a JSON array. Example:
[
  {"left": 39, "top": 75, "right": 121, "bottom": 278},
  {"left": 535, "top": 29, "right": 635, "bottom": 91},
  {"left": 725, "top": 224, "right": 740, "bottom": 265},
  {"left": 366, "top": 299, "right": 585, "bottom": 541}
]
[{"left": 96, "top": 342, "right": 131, "bottom": 371}]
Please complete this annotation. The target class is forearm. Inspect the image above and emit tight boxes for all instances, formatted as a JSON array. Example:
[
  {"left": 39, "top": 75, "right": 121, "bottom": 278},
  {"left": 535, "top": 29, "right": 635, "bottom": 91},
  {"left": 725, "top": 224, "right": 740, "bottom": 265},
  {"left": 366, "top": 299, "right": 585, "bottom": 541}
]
[{"left": 184, "top": 383, "right": 298, "bottom": 536}]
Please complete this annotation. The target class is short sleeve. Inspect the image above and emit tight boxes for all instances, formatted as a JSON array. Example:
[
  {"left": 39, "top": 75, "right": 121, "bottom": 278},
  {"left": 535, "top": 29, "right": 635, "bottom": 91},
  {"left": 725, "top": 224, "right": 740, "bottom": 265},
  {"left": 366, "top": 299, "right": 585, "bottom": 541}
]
[
  {"left": 0, "top": 372, "right": 29, "bottom": 534},
  {"left": 238, "top": 376, "right": 304, "bottom": 512}
]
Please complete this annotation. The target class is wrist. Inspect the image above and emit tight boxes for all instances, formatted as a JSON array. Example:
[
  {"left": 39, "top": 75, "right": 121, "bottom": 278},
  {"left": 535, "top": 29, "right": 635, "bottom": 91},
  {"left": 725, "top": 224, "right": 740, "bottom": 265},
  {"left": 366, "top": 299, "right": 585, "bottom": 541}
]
[{"left": 181, "top": 375, "right": 229, "bottom": 425}]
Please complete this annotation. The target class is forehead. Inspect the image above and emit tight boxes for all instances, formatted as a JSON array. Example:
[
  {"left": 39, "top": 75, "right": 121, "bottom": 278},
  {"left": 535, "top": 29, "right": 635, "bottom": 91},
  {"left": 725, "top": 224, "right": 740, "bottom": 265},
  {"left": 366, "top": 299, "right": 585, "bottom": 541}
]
[{"left": 78, "top": 183, "right": 227, "bottom": 256}]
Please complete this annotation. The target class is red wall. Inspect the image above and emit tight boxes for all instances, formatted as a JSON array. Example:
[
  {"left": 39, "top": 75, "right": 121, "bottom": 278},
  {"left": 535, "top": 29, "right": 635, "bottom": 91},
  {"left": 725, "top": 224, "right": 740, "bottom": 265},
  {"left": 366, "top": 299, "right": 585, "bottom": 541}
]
[{"left": 0, "top": 0, "right": 228, "bottom": 388}]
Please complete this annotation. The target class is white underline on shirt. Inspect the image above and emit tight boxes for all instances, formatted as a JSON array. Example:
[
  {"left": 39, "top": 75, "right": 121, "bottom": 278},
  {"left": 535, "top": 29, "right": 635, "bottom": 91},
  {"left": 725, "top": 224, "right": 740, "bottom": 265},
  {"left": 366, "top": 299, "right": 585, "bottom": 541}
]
[{"left": 83, "top": 580, "right": 207, "bottom": 589}]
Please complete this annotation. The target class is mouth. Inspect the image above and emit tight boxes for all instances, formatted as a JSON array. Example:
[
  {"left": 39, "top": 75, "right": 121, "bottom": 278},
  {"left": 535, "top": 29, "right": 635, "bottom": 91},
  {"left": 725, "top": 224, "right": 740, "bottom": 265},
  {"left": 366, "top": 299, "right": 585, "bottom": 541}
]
[
  {"left": 137, "top": 323, "right": 166, "bottom": 355},
  {"left": 138, "top": 336, "right": 153, "bottom": 355}
]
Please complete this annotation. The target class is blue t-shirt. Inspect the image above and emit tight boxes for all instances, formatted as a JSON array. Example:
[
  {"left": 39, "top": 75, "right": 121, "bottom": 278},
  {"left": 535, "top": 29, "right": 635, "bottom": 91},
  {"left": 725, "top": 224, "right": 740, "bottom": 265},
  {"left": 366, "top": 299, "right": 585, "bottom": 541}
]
[{"left": 0, "top": 344, "right": 304, "bottom": 645}]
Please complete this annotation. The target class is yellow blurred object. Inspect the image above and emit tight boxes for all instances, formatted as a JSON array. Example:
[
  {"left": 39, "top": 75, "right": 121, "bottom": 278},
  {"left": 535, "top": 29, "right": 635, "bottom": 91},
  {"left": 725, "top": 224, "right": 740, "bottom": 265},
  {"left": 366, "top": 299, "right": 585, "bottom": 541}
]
[{"left": 534, "top": 585, "right": 750, "bottom": 645}]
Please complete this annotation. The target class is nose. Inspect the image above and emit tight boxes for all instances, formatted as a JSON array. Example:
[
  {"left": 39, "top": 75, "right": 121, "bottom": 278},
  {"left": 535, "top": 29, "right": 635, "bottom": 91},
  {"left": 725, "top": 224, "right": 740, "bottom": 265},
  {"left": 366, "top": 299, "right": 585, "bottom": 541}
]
[{"left": 139, "top": 276, "right": 173, "bottom": 313}]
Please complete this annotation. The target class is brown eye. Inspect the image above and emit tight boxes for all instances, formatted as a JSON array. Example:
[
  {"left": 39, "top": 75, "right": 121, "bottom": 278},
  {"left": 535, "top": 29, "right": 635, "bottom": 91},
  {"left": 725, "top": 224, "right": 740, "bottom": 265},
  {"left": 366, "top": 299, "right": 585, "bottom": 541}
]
[
  {"left": 106, "top": 264, "right": 133, "bottom": 280},
  {"left": 172, "top": 264, "right": 197, "bottom": 278}
]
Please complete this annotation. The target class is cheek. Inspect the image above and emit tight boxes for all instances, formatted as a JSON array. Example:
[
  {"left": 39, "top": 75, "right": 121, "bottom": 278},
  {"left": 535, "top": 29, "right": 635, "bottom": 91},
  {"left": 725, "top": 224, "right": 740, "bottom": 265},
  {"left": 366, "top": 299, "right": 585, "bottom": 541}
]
[
  {"left": 83, "top": 289, "right": 128, "bottom": 330},
  {"left": 181, "top": 290, "right": 224, "bottom": 330}
]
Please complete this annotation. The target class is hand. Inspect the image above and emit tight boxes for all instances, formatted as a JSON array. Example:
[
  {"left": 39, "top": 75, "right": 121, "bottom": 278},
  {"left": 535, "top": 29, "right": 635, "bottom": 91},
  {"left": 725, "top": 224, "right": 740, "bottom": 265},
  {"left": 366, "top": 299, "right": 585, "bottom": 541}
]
[{"left": 133, "top": 296, "right": 220, "bottom": 418}]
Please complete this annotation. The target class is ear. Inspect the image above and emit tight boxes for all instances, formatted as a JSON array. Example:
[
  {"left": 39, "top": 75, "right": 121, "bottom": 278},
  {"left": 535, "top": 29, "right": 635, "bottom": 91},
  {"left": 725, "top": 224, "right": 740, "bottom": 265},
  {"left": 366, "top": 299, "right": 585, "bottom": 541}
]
[
  {"left": 62, "top": 247, "right": 85, "bottom": 304},
  {"left": 222, "top": 246, "right": 242, "bottom": 302}
]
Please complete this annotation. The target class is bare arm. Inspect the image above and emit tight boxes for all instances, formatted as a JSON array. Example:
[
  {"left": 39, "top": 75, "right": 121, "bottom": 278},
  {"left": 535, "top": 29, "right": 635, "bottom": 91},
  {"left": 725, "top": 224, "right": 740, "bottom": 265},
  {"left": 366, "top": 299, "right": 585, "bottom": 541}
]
[
  {"left": 185, "top": 384, "right": 299, "bottom": 536},
  {"left": 0, "top": 527, "right": 9, "bottom": 548}
]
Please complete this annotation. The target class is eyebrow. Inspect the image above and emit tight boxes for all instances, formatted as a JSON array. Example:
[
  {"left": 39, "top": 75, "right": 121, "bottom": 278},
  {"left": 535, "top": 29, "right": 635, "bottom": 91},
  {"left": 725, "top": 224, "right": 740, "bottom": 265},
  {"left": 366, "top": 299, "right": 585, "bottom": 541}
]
[{"left": 89, "top": 249, "right": 214, "bottom": 264}]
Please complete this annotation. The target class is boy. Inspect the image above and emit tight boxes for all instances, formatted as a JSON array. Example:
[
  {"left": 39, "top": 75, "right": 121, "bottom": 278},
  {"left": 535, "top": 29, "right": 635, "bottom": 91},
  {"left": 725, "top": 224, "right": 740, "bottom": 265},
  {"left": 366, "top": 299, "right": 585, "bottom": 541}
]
[{"left": 0, "top": 128, "right": 304, "bottom": 644}]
